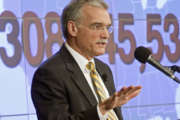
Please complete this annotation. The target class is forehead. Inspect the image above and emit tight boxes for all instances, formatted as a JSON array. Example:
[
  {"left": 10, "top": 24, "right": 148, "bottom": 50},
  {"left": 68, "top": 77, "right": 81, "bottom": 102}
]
[{"left": 80, "top": 5, "right": 111, "bottom": 25}]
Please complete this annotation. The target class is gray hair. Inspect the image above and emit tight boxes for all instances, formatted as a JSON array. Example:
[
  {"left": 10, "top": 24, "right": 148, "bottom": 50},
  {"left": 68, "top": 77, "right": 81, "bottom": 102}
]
[{"left": 61, "top": 0, "right": 108, "bottom": 39}]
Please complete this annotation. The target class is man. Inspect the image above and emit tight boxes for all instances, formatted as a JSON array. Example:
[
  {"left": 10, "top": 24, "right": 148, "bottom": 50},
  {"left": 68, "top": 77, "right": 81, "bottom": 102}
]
[{"left": 31, "top": 0, "right": 142, "bottom": 120}]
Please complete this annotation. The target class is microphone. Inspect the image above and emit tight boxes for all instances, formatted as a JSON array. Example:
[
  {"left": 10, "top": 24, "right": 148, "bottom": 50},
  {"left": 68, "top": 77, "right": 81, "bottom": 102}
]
[
  {"left": 168, "top": 65, "right": 180, "bottom": 73},
  {"left": 134, "top": 46, "right": 180, "bottom": 83}
]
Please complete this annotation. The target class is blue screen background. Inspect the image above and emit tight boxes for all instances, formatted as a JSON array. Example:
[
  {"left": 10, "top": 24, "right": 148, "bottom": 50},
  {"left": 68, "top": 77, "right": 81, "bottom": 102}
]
[{"left": 0, "top": 0, "right": 180, "bottom": 119}]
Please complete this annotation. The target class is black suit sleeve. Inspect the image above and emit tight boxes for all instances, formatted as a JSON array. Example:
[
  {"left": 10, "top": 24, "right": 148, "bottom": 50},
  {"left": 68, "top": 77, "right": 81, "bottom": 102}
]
[{"left": 31, "top": 68, "right": 99, "bottom": 120}]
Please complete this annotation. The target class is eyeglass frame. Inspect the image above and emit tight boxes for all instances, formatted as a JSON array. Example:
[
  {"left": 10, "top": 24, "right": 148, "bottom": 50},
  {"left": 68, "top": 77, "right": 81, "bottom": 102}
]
[
  {"left": 88, "top": 23, "right": 113, "bottom": 33},
  {"left": 76, "top": 22, "right": 113, "bottom": 34}
]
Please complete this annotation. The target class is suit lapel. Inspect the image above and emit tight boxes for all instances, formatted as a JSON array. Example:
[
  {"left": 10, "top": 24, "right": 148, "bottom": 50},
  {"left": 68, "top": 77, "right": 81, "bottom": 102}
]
[
  {"left": 60, "top": 45, "right": 97, "bottom": 106},
  {"left": 67, "top": 63, "right": 98, "bottom": 106}
]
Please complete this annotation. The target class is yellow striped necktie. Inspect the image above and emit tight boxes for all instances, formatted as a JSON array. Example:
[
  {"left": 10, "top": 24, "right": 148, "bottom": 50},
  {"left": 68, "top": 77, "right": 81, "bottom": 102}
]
[{"left": 86, "top": 62, "right": 117, "bottom": 120}]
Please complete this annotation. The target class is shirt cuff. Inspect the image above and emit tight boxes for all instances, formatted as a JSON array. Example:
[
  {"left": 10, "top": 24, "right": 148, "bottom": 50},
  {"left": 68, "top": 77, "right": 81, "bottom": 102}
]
[{"left": 97, "top": 104, "right": 108, "bottom": 120}]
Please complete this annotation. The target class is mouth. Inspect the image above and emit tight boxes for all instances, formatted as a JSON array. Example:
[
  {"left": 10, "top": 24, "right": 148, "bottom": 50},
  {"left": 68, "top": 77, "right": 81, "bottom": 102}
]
[
  {"left": 96, "top": 41, "right": 107, "bottom": 48},
  {"left": 96, "top": 39, "right": 108, "bottom": 46},
  {"left": 97, "top": 42, "right": 107, "bottom": 45}
]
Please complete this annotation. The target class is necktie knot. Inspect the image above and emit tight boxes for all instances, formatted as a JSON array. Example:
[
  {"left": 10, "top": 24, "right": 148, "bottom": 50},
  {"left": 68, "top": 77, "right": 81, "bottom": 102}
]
[{"left": 86, "top": 62, "right": 95, "bottom": 71}]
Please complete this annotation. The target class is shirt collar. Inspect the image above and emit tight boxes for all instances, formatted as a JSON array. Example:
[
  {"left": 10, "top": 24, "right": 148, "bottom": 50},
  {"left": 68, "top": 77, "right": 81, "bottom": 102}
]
[{"left": 65, "top": 42, "right": 95, "bottom": 72}]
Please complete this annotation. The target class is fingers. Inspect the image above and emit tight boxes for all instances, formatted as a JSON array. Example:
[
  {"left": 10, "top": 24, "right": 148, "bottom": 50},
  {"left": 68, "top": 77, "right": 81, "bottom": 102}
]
[
  {"left": 126, "top": 86, "right": 141, "bottom": 99},
  {"left": 125, "top": 86, "right": 142, "bottom": 95},
  {"left": 117, "top": 86, "right": 142, "bottom": 100},
  {"left": 99, "top": 85, "right": 142, "bottom": 112}
]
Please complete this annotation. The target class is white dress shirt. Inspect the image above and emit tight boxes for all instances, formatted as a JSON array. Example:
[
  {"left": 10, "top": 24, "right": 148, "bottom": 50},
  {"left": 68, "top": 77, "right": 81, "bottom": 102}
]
[{"left": 65, "top": 42, "right": 118, "bottom": 120}]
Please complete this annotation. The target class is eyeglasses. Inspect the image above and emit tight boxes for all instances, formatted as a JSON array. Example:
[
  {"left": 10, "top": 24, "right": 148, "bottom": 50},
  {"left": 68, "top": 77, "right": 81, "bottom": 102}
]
[{"left": 88, "top": 23, "right": 113, "bottom": 33}]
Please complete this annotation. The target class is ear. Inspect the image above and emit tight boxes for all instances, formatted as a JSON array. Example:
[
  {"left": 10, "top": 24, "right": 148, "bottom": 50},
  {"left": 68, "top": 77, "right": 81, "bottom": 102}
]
[{"left": 67, "top": 21, "right": 78, "bottom": 37}]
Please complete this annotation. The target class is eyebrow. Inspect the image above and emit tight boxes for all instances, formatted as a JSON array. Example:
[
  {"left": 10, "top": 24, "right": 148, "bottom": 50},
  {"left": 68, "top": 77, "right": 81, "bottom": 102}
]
[{"left": 90, "top": 22, "right": 112, "bottom": 26}]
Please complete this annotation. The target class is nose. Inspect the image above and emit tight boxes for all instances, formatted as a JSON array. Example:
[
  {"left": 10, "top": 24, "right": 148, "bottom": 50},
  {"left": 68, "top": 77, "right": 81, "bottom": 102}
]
[{"left": 100, "top": 28, "right": 110, "bottom": 39}]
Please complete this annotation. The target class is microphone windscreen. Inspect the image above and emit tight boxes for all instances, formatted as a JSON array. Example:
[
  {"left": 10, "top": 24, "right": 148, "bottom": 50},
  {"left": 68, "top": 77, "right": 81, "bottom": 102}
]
[{"left": 134, "top": 46, "right": 151, "bottom": 63}]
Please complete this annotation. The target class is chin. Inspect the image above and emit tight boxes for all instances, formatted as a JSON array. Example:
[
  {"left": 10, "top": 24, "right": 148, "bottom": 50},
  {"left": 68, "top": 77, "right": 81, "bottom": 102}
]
[{"left": 95, "top": 51, "right": 106, "bottom": 56}]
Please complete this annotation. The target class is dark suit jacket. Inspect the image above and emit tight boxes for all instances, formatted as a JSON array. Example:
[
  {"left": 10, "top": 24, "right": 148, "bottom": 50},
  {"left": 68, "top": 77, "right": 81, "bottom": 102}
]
[{"left": 31, "top": 44, "right": 123, "bottom": 120}]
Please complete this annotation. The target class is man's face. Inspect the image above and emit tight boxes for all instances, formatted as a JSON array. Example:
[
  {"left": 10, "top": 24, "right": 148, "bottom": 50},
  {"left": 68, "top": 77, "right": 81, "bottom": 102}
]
[{"left": 72, "top": 5, "right": 112, "bottom": 60}]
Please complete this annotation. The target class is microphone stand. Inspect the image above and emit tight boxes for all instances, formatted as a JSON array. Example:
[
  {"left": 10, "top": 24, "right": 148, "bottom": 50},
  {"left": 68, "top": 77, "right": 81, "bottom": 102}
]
[
  {"left": 165, "top": 65, "right": 180, "bottom": 84},
  {"left": 173, "top": 77, "right": 180, "bottom": 84},
  {"left": 170, "top": 65, "right": 180, "bottom": 73}
]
